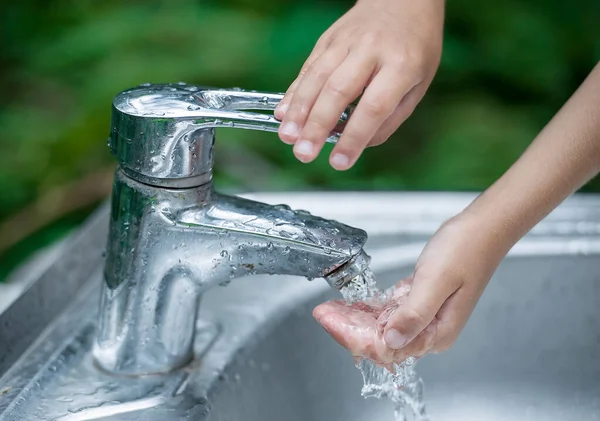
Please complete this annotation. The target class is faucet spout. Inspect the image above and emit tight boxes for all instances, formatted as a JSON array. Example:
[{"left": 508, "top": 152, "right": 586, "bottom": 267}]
[{"left": 175, "top": 193, "right": 368, "bottom": 285}]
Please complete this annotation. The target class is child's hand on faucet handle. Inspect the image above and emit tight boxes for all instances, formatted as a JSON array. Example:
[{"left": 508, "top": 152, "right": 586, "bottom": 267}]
[{"left": 275, "top": 0, "right": 445, "bottom": 170}]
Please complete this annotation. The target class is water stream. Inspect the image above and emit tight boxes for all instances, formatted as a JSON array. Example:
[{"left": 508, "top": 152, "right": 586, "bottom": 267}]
[{"left": 340, "top": 269, "right": 429, "bottom": 421}]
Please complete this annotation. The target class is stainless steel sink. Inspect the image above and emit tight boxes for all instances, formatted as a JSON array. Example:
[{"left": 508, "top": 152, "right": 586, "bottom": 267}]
[
  {"left": 207, "top": 253, "right": 600, "bottom": 421},
  {"left": 1, "top": 193, "right": 599, "bottom": 420}
]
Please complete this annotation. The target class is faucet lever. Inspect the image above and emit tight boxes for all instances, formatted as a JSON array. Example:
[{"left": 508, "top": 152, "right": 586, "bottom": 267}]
[
  {"left": 109, "top": 83, "right": 355, "bottom": 187},
  {"left": 194, "top": 88, "right": 353, "bottom": 141}
]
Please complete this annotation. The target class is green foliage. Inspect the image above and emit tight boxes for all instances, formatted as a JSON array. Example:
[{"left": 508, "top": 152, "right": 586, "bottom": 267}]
[{"left": 0, "top": 0, "right": 599, "bottom": 278}]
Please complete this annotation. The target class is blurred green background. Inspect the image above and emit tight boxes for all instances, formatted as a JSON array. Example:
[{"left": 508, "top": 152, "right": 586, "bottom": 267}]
[{"left": 1, "top": 0, "right": 599, "bottom": 281}]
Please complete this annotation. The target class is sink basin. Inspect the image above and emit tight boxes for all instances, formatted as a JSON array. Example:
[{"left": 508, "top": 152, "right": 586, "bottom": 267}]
[
  {"left": 1, "top": 193, "right": 599, "bottom": 420},
  {"left": 207, "top": 253, "right": 600, "bottom": 421}
]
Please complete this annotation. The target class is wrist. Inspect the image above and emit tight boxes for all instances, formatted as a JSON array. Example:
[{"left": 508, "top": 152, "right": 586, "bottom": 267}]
[
  {"left": 356, "top": 0, "right": 445, "bottom": 18},
  {"left": 420, "top": 208, "right": 509, "bottom": 286},
  {"left": 455, "top": 198, "right": 518, "bottom": 263}
]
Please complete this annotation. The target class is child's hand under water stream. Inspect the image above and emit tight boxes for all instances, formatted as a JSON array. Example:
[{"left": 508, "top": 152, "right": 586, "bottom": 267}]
[
  {"left": 314, "top": 279, "right": 438, "bottom": 371},
  {"left": 314, "top": 212, "right": 504, "bottom": 369}
]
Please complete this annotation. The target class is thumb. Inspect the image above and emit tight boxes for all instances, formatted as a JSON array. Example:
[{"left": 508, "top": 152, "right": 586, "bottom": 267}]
[{"left": 383, "top": 271, "right": 456, "bottom": 350}]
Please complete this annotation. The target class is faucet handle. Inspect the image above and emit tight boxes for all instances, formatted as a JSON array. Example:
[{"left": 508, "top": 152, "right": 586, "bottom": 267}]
[
  {"left": 109, "top": 83, "right": 355, "bottom": 187},
  {"left": 194, "top": 88, "right": 354, "bottom": 143}
]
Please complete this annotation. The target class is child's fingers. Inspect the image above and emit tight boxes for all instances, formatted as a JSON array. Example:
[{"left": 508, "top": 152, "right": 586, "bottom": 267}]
[
  {"left": 275, "top": 78, "right": 300, "bottom": 141},
  {"left": 429, "top": 282, "right": 484, "bottom": 353},
  {"left": 292, "top": 51, "right": 377, "bottom": 163},
  {"left": 383, "top": 270, "right": 457, "bottom": 350},
  {"left": 313, "top": 299, "right": 381, "bottom": 361},
  {"left": 372, "top": 317, "right": 437, "bottom": 366},
  {"left": 275, "top": 34, "right": 333, "bottom": 123},
  {"left": 367, "top": 84, "right": 424, "bottom": 148},
  {"left": 328, "top": 66, "right": 415, "bottom": 170},
  {"left": 392, "top": 319, "right": 437, "bottom": 362},
  {"left": 277, "top": 47, "right": 349, "bottom": 145}
]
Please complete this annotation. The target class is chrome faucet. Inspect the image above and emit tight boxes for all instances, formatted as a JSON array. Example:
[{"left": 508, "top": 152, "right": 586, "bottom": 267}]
[{"left": 93, "top": 83, "right": 370, "bottom": 376}]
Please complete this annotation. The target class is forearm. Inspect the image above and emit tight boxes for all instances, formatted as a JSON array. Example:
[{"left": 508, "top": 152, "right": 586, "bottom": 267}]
[{"left": 469, "top": 62, "right": 600, "bottom": 254}]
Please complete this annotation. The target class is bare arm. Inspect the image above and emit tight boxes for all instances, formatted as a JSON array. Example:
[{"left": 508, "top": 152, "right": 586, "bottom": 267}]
[{"left": 470, "top": 61, "right": 600, "bottom": 252}]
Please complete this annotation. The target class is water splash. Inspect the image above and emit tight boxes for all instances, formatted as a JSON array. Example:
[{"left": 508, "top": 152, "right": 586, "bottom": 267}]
[
  {"left": 339, "top": 268, "right": 380, "bottom": 303},
  {"left": 340, "top": 269, "right": 429, "bottom": 421}
]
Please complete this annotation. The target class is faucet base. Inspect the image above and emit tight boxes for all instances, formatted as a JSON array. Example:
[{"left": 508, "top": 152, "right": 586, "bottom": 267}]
[
  {"left": 1, "top": 323, "right": 193, "bottom": 420},
  {"left": 93, "top": 318, "right": 221, "bottom": 377}
]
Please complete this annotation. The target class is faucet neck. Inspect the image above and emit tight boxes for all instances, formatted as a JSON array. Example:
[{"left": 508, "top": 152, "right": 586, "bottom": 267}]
[{"left": 114, "top": 122, "right": 215, "bottom": 189}]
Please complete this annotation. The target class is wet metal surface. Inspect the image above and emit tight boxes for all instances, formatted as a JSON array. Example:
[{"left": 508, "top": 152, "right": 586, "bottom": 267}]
[
  {"left": 96, "top": 172, "right": 367, "bottom": 376},
  {"left": 98, "top": 84, "right": 367, "bottom": 376}
]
